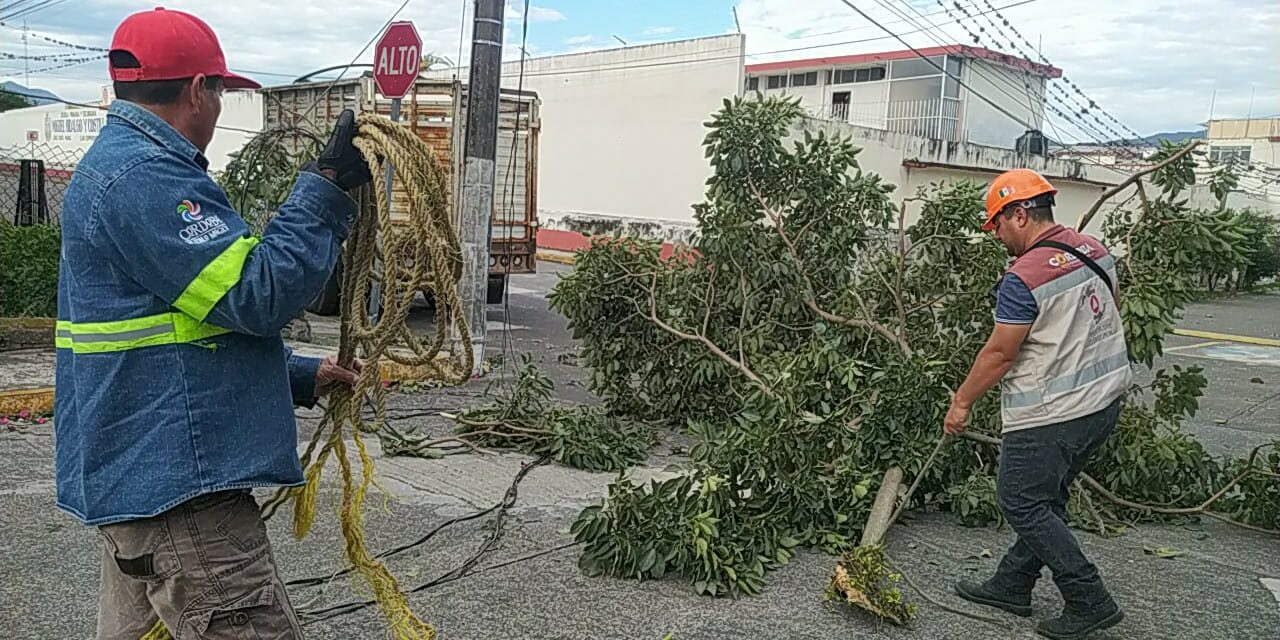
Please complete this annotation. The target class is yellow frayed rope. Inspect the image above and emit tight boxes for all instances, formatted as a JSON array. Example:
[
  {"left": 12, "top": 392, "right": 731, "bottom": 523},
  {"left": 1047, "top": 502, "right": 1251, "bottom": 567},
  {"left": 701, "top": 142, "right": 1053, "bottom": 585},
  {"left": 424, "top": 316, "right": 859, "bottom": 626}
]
[{"left": 142, "top": 113, "right": 471, "bottom": 640}]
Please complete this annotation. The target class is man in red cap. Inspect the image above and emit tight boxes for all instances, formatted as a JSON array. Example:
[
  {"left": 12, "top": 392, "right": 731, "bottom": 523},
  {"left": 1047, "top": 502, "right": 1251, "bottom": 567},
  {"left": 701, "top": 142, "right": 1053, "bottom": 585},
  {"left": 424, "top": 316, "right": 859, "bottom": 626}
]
[{"left": 55, "top": 8, "right": 372, "bottom": 638}]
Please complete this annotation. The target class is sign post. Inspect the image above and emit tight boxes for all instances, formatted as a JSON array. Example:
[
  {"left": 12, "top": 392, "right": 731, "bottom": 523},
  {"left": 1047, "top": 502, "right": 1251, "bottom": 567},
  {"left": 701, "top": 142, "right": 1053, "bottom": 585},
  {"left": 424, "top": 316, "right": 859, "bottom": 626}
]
[{"left": 369, "top": 21, "right": 422, "bottom": 322}]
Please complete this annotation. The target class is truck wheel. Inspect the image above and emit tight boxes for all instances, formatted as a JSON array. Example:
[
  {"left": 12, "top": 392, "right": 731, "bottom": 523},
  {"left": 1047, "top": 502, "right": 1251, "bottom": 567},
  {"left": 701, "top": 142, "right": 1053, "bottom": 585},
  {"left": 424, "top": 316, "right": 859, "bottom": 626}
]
[
  {"left": 308, "top": 259, "right": 343, "bottom": 316},
  {"left": 486, "top": 274, "right": 506, "bottom": 304}
]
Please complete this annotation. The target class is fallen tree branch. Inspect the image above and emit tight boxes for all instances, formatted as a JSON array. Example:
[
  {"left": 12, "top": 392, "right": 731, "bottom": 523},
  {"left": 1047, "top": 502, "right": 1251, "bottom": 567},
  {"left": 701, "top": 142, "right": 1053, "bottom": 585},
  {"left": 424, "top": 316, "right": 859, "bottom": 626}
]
[
  {"left": 888, "top": 436, "right": 950, "bottom": 530},
  {"left": 1077, "top": 140, "right": 1203, "bottom": 232},
  {"left": 645, "top": 273, "right": 778, "bottom": 398},
  {"left": 885, "top": 555, "right": 1008, "bottom": 628},
  {"left": 861, "top": 466, "right": 904, "bottom": 546},
  {"left": 960, "top": 432, "right": 1279, "bottom": 536},
  {"left": 751, "top": 186, "right": 913, "bottom": 355}
]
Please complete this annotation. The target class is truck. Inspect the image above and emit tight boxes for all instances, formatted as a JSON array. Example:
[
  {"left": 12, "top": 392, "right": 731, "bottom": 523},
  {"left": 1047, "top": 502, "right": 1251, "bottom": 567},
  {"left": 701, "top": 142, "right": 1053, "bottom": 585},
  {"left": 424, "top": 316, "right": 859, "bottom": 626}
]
[{"left": 258, "top": 74, "right": 541, "bottom": 314}]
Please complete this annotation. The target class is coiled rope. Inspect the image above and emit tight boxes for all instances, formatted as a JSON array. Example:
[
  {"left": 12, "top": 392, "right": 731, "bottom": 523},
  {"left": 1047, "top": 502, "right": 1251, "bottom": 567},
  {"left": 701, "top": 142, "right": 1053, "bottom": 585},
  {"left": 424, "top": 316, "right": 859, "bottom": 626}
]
[{"left": 142, "top": 113, "right": 471, "bottom": 639}]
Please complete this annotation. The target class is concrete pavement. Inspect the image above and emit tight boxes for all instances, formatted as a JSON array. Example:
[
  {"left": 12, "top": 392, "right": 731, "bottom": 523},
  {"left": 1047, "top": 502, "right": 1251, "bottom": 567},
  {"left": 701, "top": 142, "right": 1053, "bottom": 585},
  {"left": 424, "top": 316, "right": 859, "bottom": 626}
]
[{"left": 2, "top": 265, "right": 1278, "bottom": 639}]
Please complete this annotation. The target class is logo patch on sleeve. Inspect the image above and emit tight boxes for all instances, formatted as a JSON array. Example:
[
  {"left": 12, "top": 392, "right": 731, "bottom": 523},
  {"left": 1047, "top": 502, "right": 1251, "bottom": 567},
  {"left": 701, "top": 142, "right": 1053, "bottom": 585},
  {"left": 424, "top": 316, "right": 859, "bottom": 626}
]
[
  {"left": 177, "top": 200, "right": 203, "bottom": 222},
  {"left": 177, "top": 199, "right": 228, "bottom": 245}
]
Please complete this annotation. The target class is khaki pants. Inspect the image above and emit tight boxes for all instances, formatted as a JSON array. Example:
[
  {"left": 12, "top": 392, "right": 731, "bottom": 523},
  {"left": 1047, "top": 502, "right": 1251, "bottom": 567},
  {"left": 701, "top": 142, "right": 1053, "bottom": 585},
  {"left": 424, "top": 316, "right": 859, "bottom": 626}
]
[{"left": 95, "top": 490, "right": 302, "bottom": 640}]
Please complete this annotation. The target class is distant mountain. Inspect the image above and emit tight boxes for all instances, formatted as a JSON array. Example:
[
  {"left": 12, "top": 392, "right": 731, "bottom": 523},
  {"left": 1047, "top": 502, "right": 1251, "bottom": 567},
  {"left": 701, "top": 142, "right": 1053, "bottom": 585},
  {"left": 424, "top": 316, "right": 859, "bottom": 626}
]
[
  {"left": 0, "top": 81, "right": 60, "bottom": 106},
  {"left": 1108, "top": 130, "right": 1206, "bottom": 146}
]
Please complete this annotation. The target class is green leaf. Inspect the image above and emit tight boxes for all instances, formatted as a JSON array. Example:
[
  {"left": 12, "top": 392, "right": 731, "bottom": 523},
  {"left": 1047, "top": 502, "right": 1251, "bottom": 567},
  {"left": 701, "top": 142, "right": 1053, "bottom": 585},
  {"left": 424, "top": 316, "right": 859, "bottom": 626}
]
[
  {"left": 639, "top": 548, "right": 658, "bottom": 573},
  {"left": 1143, "top": 545, "right": 1184, "bottom": 559}
]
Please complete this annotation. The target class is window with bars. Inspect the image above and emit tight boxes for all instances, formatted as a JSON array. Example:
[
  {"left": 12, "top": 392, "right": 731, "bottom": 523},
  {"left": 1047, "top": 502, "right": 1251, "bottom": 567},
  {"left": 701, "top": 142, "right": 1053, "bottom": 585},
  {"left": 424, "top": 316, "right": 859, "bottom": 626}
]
[
  {"left": 831, "top": 66, "right": 887, "bottom": 84},
  {"left": 1209, "top": 145, "right": 1251, "bottom": 165},
  {"left": 790, "top": 71, "right": 818, "bottom": 87}
]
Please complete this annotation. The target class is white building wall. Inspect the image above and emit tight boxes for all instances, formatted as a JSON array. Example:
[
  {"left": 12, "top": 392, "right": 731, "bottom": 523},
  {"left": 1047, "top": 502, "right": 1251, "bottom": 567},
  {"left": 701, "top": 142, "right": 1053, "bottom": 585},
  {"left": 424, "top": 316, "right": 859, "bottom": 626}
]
[
  {"left": 796, "top": 116, "right": 1124, "bottom": 229},
  {"left": 472, "top": 35, "right": 745, "bottom": 225},
  {"left": 962, "top": 60, "right": 1046, "bottom": 149},
  {"left": 206, "top": 92, "right": 265, "bottom": 172},
  {"left": 0, "top": 91, "right": 263, "bottom": 172},
  {"left": 843, "top": 81, "right": 889, "bottom": 128}
]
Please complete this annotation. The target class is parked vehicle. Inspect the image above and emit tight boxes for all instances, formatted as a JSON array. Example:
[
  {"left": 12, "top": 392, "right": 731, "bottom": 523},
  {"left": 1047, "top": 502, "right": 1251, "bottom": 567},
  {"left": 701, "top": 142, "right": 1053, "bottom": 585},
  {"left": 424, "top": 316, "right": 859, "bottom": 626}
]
[{"left": 259, "top": 75, "right": 541, "bottom": 313}]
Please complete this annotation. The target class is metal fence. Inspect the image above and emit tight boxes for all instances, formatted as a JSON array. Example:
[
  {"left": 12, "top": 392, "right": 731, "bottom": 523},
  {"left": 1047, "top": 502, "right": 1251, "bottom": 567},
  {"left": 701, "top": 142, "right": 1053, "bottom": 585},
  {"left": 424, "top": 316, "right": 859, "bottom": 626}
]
[
  {"left": 810, "top": 98, "right": 966, "bottom": 143},
  {"left": 1, "top": 143, "right": 84, "bottom": 226}
]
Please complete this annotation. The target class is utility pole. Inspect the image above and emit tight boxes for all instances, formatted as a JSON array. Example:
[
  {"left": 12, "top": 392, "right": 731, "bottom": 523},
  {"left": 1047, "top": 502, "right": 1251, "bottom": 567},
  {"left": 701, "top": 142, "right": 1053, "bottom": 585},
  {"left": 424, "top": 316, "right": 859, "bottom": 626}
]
[
  {"left": 23, "top": 22, "right": 31, "bottom": 85},
  {"left": 457, "top": 0, "right": 504, "bottom": 375}
]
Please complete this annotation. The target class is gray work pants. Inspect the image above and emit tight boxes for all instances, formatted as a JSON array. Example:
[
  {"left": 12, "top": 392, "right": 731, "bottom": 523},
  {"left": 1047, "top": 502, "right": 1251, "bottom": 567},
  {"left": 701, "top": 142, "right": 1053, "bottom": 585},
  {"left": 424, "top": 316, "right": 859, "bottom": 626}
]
[{"left": 95, "top": 490, "right": 302, "bottom": 639}]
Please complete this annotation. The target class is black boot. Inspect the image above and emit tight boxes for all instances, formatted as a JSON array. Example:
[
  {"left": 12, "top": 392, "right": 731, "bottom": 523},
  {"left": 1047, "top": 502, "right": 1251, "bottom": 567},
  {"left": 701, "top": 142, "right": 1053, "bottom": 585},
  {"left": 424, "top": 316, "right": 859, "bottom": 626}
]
[
  {"left": 1035, "top": 596, "right": 1124, "bottom": 639},
  {"left": 954, "top": 578, "right": 1033, "bottom": 617}
]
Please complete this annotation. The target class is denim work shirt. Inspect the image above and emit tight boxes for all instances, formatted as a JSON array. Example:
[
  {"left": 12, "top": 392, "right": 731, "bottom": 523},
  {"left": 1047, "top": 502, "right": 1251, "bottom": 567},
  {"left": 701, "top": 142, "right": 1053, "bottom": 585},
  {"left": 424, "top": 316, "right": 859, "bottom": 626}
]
[{"left": 54, "top": 100, "right": 355, "bottom": 525}]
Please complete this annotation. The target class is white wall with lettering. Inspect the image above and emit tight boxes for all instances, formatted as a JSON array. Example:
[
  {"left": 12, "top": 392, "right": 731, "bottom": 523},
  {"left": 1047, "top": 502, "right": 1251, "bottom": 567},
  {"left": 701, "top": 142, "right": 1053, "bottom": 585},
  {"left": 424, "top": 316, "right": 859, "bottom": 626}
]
[{"left": 0, "top": 90, "right": 263, "bottom": 172}]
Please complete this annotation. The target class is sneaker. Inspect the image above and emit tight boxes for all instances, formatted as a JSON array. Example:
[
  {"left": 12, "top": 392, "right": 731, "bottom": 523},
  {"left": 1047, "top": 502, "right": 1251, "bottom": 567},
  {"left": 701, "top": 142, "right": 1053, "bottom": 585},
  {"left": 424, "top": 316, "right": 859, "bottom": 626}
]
[
  {"left": 1035, "top": 597, "right": 1124, "bottom": 639},
  {"left": 954, "top": 579, "right": 1033, "bottom": 617}
]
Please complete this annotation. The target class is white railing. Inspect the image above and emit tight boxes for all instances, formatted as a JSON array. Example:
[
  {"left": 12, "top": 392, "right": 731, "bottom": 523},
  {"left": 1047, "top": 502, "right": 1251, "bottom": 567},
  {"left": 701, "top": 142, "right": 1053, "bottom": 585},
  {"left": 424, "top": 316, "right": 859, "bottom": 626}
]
[{"left": 811, "top": 98, "right": 965, "bottom": 142}]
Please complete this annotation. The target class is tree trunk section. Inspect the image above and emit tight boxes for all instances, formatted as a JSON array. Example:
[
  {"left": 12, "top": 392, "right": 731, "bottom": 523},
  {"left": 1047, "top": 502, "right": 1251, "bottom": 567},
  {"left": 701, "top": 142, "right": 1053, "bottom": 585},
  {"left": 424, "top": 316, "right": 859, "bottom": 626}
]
[{"left": 860, "top": 466, "right": 903, "bottom": 546}]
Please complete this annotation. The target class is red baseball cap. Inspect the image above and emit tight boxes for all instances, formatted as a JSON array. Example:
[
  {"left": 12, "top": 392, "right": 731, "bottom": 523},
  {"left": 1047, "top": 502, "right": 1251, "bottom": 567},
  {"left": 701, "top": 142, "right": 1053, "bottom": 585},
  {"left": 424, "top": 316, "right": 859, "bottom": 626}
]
[{"left": 109, "top": 7, "right": 260, "bottom": 90}]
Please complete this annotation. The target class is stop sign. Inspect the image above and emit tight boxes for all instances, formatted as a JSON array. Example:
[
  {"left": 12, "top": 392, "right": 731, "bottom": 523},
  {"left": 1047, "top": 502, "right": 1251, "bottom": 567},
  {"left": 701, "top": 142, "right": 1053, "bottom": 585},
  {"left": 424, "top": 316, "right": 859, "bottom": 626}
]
[{"left": 373, "top": 21, "right": 422, "bottom": 99}]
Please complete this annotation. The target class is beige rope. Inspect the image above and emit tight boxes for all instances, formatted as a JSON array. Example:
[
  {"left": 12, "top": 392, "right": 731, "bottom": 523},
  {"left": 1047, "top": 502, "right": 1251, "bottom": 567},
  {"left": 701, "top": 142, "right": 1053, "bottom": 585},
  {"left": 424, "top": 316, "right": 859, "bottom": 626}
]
[{"left": 143, "top": 113, "right": 470, "bottom": 640}]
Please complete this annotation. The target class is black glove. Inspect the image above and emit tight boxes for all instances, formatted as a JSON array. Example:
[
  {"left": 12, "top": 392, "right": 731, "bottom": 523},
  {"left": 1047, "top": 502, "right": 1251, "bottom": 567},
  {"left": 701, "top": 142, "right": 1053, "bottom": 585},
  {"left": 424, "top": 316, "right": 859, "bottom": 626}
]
[{"left": 312, "top": 109, "right": 373, "bottom": 191}]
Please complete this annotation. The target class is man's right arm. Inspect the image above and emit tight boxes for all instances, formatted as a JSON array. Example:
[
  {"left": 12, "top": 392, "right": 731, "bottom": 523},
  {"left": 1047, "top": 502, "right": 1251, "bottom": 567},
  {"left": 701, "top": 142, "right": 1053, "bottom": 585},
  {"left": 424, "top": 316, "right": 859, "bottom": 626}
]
[
  {"left": 97, "top": 157, "right": 356, "bottom": 336},
  {"left": 98, "top": 111, "right": 371, "bottom": 337},
  {"left": 205, "top": 171, "right": 356, "bottom": 334}
]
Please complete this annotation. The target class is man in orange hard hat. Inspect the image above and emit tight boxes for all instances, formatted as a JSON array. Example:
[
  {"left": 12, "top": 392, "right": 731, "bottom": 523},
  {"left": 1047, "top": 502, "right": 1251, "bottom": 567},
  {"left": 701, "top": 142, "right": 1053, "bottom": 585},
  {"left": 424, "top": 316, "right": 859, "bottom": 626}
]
[{"left": 943, "top": 169, "right": 1130, "bottom": 639}]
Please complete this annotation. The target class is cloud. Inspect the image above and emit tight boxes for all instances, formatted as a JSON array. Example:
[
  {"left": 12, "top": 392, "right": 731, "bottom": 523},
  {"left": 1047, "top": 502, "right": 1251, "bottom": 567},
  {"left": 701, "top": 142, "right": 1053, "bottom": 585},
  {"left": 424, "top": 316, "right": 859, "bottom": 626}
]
[
  {"left": 642, "top": 26, "right": 676, "bottom": 36},
  {"left": 735, "top": 0, "right": 1280, "bottom": 136},
  {"left": 0, "top": 1, "right": 560, "bottom": 101},
  {"left": 506, "top": 2, "right": 565, "bottom": 23},
  {"left": 564, "top": 35, "right": 595, "bottom": 45}
]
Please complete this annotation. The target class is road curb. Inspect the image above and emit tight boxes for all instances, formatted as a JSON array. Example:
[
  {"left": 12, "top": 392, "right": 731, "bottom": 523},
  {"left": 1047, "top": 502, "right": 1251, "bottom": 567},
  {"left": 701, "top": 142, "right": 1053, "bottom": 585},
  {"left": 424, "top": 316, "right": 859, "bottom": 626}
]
[
  {"left": 0, "top": 387, "right": 54, "bottom": 416},
  {"left": 537, "top": 251, "right": 576, "bottom": 265},
  {"left": 1173, "top": 329, "right": 1280, "bottom": 348},
  {"left": 0, "top": 317, "right": 55, "bottom": 351}
]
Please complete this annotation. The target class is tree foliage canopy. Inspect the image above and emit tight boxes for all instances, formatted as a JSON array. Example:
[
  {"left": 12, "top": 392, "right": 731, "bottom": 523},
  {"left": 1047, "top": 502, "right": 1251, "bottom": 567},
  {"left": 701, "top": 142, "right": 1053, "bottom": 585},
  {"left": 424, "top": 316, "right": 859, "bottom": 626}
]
[{"left": 547, "top": 96, "right": 1279, "bottom": 610}]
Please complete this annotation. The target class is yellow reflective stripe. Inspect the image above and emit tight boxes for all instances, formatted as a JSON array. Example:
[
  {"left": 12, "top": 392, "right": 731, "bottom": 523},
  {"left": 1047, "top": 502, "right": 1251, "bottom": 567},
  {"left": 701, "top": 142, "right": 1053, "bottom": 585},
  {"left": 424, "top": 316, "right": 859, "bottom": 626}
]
[
  {"left": 55, "top": 320, "right": 73, "bottom": 349},
  {"left": 173, "top": 236, "right": 260, "bottom": 322},
  {"left": 69, "top": 331, "right": 178, "bottom": 354},
  {"left": 62, "top": 313, "right": 172, "bottom": 334},
  {"left": 59, "top": 312, "right": 231, "bottom": 353},
  {"left": 172, "top": 313, "right": 232, "bottom": 342}
]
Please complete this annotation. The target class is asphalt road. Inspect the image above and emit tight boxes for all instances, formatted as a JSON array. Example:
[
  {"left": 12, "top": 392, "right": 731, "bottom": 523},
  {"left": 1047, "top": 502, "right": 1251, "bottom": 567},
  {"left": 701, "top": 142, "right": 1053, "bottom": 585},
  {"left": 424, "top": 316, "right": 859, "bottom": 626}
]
[{"left": 2, "top": 265, "right": 1277, "bottom": 639}]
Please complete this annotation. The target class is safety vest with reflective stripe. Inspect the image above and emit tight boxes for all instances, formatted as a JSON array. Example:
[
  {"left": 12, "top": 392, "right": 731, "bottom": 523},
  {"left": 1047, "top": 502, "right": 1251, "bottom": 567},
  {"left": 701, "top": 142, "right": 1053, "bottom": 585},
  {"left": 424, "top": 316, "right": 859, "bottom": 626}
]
[
  {"left": 999, "top": 225, "right": 1132, "bottom": 432},
  {"left": 54, "top": 100, "right": 355, "bottom": 526}
]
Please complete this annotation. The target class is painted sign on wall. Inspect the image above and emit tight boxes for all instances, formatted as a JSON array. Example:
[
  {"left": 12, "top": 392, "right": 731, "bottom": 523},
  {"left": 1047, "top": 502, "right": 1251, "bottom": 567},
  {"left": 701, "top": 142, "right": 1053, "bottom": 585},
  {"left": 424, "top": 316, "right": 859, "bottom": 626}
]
[{"left": 44, "top": 109, "right": 105, "bottom": 142}]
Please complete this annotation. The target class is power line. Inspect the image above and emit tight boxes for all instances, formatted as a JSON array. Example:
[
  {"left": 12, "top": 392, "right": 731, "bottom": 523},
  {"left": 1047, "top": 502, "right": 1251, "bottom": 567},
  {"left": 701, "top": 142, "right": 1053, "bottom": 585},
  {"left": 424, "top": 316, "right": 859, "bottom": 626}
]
[
  {"left": 0, "top": 20, "right": 106, "bottom": 51},
  {"left": 967, "top": 0, "right": 1146, "bottom": 143},
  {"left": 791, "top": 0, "right": 1040, "bottom": 41},
  {"left": 833, "top": 0, "right": 1037, "bottom": 134},
  {"left": 0, "top": 49, "right": 86, "bottom": 61},
  {"left": 933, "top": 0, "right": 1131, "bottom": 150},
  {"left": 6, "top": 54, "right": 104, "bottom": 75},
  {"left": 957, "top": 1, "right": 1138, "bottom": 150},
  {"left": 492, "top": 0, "right": 533, "bottom": 380},
  {"left": 434, "top": 0, "right": 1041, "bottom": 81},
  {"left": 872, "top": 0, "right": 1107, "bottom": 150},
  {"left": 288, "top": 0, "right": 417, "bottom": 127},
  {"left": 883, "top": 0, "right": 1142, "bottom": 155},
  {"left": 454, "top": 0, "right": 468, "bottom": 80},
  {"left": 862, "top": 0, "right": 1172, "bottom": 170},
  {"left": 3, "top": 0, "right": 70, "bottom": 21}
]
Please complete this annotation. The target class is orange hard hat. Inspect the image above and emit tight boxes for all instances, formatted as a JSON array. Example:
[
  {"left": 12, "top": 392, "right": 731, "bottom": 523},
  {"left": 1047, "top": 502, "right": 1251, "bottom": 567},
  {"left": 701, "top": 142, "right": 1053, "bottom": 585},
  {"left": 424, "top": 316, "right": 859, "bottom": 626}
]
[{"left": 983, "top": 169, "right": 1057, "bottom": 230}]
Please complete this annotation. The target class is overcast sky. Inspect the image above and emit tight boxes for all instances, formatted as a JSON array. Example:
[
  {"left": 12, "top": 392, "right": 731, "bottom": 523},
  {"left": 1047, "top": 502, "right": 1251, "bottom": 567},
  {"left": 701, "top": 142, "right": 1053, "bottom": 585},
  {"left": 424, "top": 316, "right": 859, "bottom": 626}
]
[{"left": 3, "top": 0, "right": 1277, "bottom": 138}]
